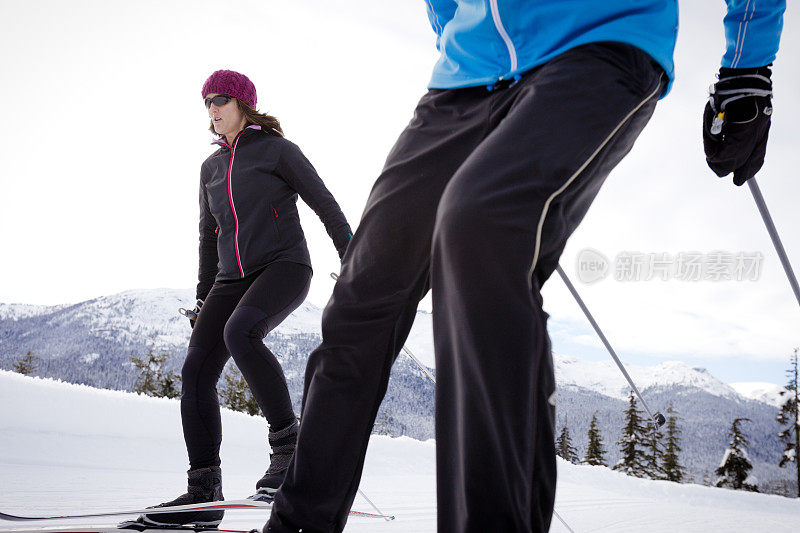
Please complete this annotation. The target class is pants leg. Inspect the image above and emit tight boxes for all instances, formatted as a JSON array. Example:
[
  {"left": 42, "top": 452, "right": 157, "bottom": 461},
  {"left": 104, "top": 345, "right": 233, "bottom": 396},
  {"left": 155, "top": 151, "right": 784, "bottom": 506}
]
[
  {"left": 223, "top": 261, "right": 312, "bottom": 430},
  {"left": 268, "top": 87, "right": 494, "bottom": 533},
  {"left": 431, "top": 43, "right": 665, "bottom": 532},
  {"left": 182, "top": 279, "right": 250, "bottom": 469}
]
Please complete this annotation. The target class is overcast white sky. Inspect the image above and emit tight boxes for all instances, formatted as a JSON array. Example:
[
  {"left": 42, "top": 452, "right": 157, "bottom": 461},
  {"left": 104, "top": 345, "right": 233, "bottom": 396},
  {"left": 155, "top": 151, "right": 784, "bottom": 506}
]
[{"left": 0, "top": 1, "right": 797, "bottom": 384}]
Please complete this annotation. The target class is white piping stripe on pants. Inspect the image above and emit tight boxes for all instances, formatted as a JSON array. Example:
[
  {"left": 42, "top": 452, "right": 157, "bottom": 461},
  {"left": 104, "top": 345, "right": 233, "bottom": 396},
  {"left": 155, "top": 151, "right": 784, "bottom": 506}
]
[{"left": 528, "top": 78, "right": 665, "bottom": 284}]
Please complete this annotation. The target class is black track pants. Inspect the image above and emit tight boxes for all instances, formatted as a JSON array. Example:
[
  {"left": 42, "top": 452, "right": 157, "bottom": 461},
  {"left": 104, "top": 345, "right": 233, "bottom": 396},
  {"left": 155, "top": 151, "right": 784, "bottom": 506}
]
[
  {"left": 181, "top": 260, "right": 311, "bottom": 469},
  {"left": 268, "top": 43, "right": 665, "bottom": 532}
]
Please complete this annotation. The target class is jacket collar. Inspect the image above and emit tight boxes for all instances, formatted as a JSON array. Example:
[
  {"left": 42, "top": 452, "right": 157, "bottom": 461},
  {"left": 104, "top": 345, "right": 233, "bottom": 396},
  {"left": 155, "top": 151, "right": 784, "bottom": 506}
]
[{"left": 211, "top": 124, "right": 262, "bottom": 148}]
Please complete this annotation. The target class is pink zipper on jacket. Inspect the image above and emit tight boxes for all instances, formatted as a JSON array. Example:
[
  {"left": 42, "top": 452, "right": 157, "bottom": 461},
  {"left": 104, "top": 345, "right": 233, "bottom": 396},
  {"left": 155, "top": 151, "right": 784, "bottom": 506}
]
[
  {"left": 227, "top": 135, "right": 245, "bottom": 277},
  {"left": 212, "top": 126, "right": 260, "bottom": 278}
]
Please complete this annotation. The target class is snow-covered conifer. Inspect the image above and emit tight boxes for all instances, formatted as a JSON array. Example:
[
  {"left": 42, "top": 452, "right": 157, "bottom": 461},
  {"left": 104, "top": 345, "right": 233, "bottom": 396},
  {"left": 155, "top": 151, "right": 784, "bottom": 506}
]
[
  {"left": 644, "top": 418, "right": 665, "bottom": 480},
  {"left": 220, "top": 365, "right": 260, "bottom": 416},
  {"left": 715, "top": 417, "right": 758, "bottom": 492},
  {"left": 662, "top": 403, "right": 685, "bottom": 483},
  {"left": 556, "top": 421, "right": 579, "bottom": 464},
  {"left": 157, "top": 372, "right": 181, "bottom": 399},
  {"left": 776, "top": 348, "right": 799, "bottom": 497},
  {"left": 12, "top": 350, "right": 38, "bottom": 375},
  {"left": 131, "top": 348, "right": 175, "bottom": 397},
  {"left": 612, "top": 390, "right": 649, "bottom": 477},
  {"left": 582, "top": 411, "right": 607, "bottom": 467}
]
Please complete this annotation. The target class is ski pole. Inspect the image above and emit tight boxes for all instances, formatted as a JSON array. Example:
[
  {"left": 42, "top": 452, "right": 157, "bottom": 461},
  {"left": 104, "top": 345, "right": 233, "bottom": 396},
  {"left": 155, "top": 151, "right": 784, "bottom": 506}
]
[
  {"left": 330, "top": 272, "right": 436, "bottom": 385},
  {"left": 357, "top": 488, "right": 394, "bottom": 521},
  {"left": 553, "top": 509, "right": 576, "bottom": 533},
  {"left": 401, "top": 343, "right": 437, "bottom": 385},
  {"left": 556, "top": 265, "right": 665, "bottom": 427},
  {"left": 748, "top": 178, "right": 800, "bottom": 309}
]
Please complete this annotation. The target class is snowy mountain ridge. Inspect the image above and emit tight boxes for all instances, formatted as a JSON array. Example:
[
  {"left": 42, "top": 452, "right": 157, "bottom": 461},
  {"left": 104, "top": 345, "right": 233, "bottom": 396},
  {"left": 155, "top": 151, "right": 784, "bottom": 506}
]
[
  {"left": 0, "top": 302, "right": 58, "bottom": 321},
  {"left": 554, "top": 354, "right": 741, "bottom": 402},
  {"left": 729, "top": 381, "right": 788, "bottom": 408},
  {"left": 0, "top": 288, "right": 780, "bottom": 406}
]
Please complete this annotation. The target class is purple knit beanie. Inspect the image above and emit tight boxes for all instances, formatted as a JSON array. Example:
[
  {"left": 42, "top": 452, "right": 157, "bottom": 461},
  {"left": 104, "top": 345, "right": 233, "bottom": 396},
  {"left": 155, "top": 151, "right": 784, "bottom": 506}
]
[{"left": 201, "top": 70, "right": 257, "bottom": 108}]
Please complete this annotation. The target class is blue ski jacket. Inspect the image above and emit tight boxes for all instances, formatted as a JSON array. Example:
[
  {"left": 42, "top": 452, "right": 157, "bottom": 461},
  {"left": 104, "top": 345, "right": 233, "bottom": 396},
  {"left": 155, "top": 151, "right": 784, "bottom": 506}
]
[{"left": 425, "top": 0, "right": 785, "bottom": 95}]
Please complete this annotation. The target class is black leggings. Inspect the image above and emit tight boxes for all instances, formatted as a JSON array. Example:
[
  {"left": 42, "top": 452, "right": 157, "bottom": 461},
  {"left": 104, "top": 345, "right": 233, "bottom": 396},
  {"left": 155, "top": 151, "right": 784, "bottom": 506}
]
[{"left": 181, "top": 261, "right": 311, "bottom": 469}]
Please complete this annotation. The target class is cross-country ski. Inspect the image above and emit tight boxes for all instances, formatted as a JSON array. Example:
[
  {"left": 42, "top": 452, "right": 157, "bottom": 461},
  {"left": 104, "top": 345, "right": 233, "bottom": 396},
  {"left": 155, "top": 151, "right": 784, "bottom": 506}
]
[
  {"left": 0, "top": 500, "right": 271, "bottom": 522},
  {"left": 0, "top": 501, "right": 393, "bottom": 524},
  {"left": 3, "top": 526, "right": 253, "bottom": 533}
]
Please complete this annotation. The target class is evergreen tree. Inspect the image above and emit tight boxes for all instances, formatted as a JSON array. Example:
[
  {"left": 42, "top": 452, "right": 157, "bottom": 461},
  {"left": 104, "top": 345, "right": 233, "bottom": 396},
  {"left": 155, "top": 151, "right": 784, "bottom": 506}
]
[
  {"left": 776, "top": 348, "right": 799, "bottom": 497},
  {"left": 644, "top": 419, "right": 665, "bottom": 480},
  {"left": 219, "top": 366, "right": 260, "bottom": 416},
  {"left": 12, "top": 350, "right": 38, "bottom": 375},
  {"left": 130, "top": 348, "right": 179, "bottom": 398},
  {"left": 555, "top": 421, "right": 579, "bottom": 464},
  {"left": 662, "top": 403, "right": 686, "bottom": 483},
  {"left": 372, "top": 414, "right": 393, "bottom": 436},
  {"left": 582, "top": 411, "right": 607, "bottom": 467},
  {"left": 157, "top": 372, "right": 181, "bottom": 399},
  {"left": 715, "top": 417, "right": 758, "bottom": 492},
  {"left": 612, "top": 390, "right": 649, "bottom": 477}
]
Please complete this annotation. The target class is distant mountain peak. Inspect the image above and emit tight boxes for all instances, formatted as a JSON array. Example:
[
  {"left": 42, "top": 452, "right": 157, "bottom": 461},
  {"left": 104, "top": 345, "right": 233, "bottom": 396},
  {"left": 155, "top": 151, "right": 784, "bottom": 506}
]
[
  {"left": 730, "top": 382, "right": 786, "bottom": 407},
  {"left": 553, "top": 353, "right": 739, "bottom": 401}
]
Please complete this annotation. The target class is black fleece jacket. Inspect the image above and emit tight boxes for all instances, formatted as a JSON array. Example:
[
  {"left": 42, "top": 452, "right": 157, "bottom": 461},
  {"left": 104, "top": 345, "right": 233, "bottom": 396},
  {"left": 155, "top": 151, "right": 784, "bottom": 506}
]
[{"left": 197, "top": 126, "right": 352, "bottom": 300}]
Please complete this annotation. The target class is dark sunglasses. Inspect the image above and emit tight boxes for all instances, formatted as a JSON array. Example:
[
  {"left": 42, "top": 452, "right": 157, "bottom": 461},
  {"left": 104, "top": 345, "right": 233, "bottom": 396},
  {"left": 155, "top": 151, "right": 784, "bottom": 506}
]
[{"left": 204, "top": 94, "right": 234, "bottom": 108}]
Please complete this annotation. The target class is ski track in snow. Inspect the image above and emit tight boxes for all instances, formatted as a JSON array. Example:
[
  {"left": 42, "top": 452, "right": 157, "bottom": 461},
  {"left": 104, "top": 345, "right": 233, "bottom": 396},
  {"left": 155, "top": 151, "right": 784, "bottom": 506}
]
[{"left": 1, "top": 371, "right": 799, "bottom": 532}]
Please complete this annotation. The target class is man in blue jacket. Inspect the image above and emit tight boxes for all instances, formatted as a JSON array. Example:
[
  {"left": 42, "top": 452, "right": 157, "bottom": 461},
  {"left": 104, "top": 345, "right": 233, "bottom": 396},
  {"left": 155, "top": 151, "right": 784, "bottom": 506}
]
[{"left": 267, "top": 2, "right": 785, "bottom": 531}]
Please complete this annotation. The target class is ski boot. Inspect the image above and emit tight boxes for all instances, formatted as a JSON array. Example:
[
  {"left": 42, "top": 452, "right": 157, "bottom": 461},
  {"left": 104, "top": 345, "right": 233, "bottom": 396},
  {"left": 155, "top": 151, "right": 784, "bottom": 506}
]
[
  {"left": 249, "top": 419, "right": 298, "bottom": 502},
  {"left": 123, "top": 466, "right": 224, "bottom": 528}
]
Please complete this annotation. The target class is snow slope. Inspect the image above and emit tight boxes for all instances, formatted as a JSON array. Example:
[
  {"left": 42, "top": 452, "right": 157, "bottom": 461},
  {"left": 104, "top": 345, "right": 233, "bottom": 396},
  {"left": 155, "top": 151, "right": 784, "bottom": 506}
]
[{"left": 1, "top": 370, "right": 799, "bottom": 532}]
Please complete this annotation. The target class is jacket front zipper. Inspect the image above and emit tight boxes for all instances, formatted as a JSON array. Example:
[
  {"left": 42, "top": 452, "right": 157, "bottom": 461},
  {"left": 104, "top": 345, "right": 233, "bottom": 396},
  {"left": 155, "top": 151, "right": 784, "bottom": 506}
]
[
  {"left": 225, "top": 133, "right": 246, "bottom": 278},
  {"left": 489, "top": 0, "right": 517, "bottom": 75}
]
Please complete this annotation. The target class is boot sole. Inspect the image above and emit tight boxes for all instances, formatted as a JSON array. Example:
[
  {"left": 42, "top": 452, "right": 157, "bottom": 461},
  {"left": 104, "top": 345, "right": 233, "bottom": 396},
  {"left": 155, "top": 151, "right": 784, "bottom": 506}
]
[
  {"left": 119, "top": 520, "right": 222, "bottom": 531},
  {"left": 132, "top": 515, "right": 223, "bottom": 528}
]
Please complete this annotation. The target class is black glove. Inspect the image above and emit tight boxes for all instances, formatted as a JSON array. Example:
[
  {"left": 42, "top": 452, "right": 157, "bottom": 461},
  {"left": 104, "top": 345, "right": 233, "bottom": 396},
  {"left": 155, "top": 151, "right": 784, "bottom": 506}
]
[
  {"left": 180, "top": 299, "right": 204, "bottom": 329},
  {"left": 703, "top": 66, "right": 773, "bottom": 186},
  {"left": 336, "top": 232, "right": 353, "bottom": 261}
]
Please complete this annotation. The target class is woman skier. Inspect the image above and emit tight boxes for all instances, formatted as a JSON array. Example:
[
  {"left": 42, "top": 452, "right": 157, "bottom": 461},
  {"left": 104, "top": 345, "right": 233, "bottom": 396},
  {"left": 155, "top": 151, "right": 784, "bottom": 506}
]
[{"left": 134, "top": 69, "right": 352, "bottom": 528}]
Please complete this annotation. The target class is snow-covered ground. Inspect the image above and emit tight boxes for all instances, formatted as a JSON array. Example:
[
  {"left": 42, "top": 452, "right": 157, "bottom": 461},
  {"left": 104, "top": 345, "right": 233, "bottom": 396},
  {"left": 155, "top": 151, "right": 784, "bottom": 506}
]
[{"left": 1, "top": 370, "right": 798, "bottom": 532}]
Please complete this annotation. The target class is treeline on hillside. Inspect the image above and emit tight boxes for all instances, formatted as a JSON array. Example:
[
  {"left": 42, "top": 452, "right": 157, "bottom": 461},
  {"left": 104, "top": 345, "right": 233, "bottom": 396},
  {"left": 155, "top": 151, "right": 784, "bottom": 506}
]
[{"left": 555, "top": 348, "right": 800, "bottom": 498}]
